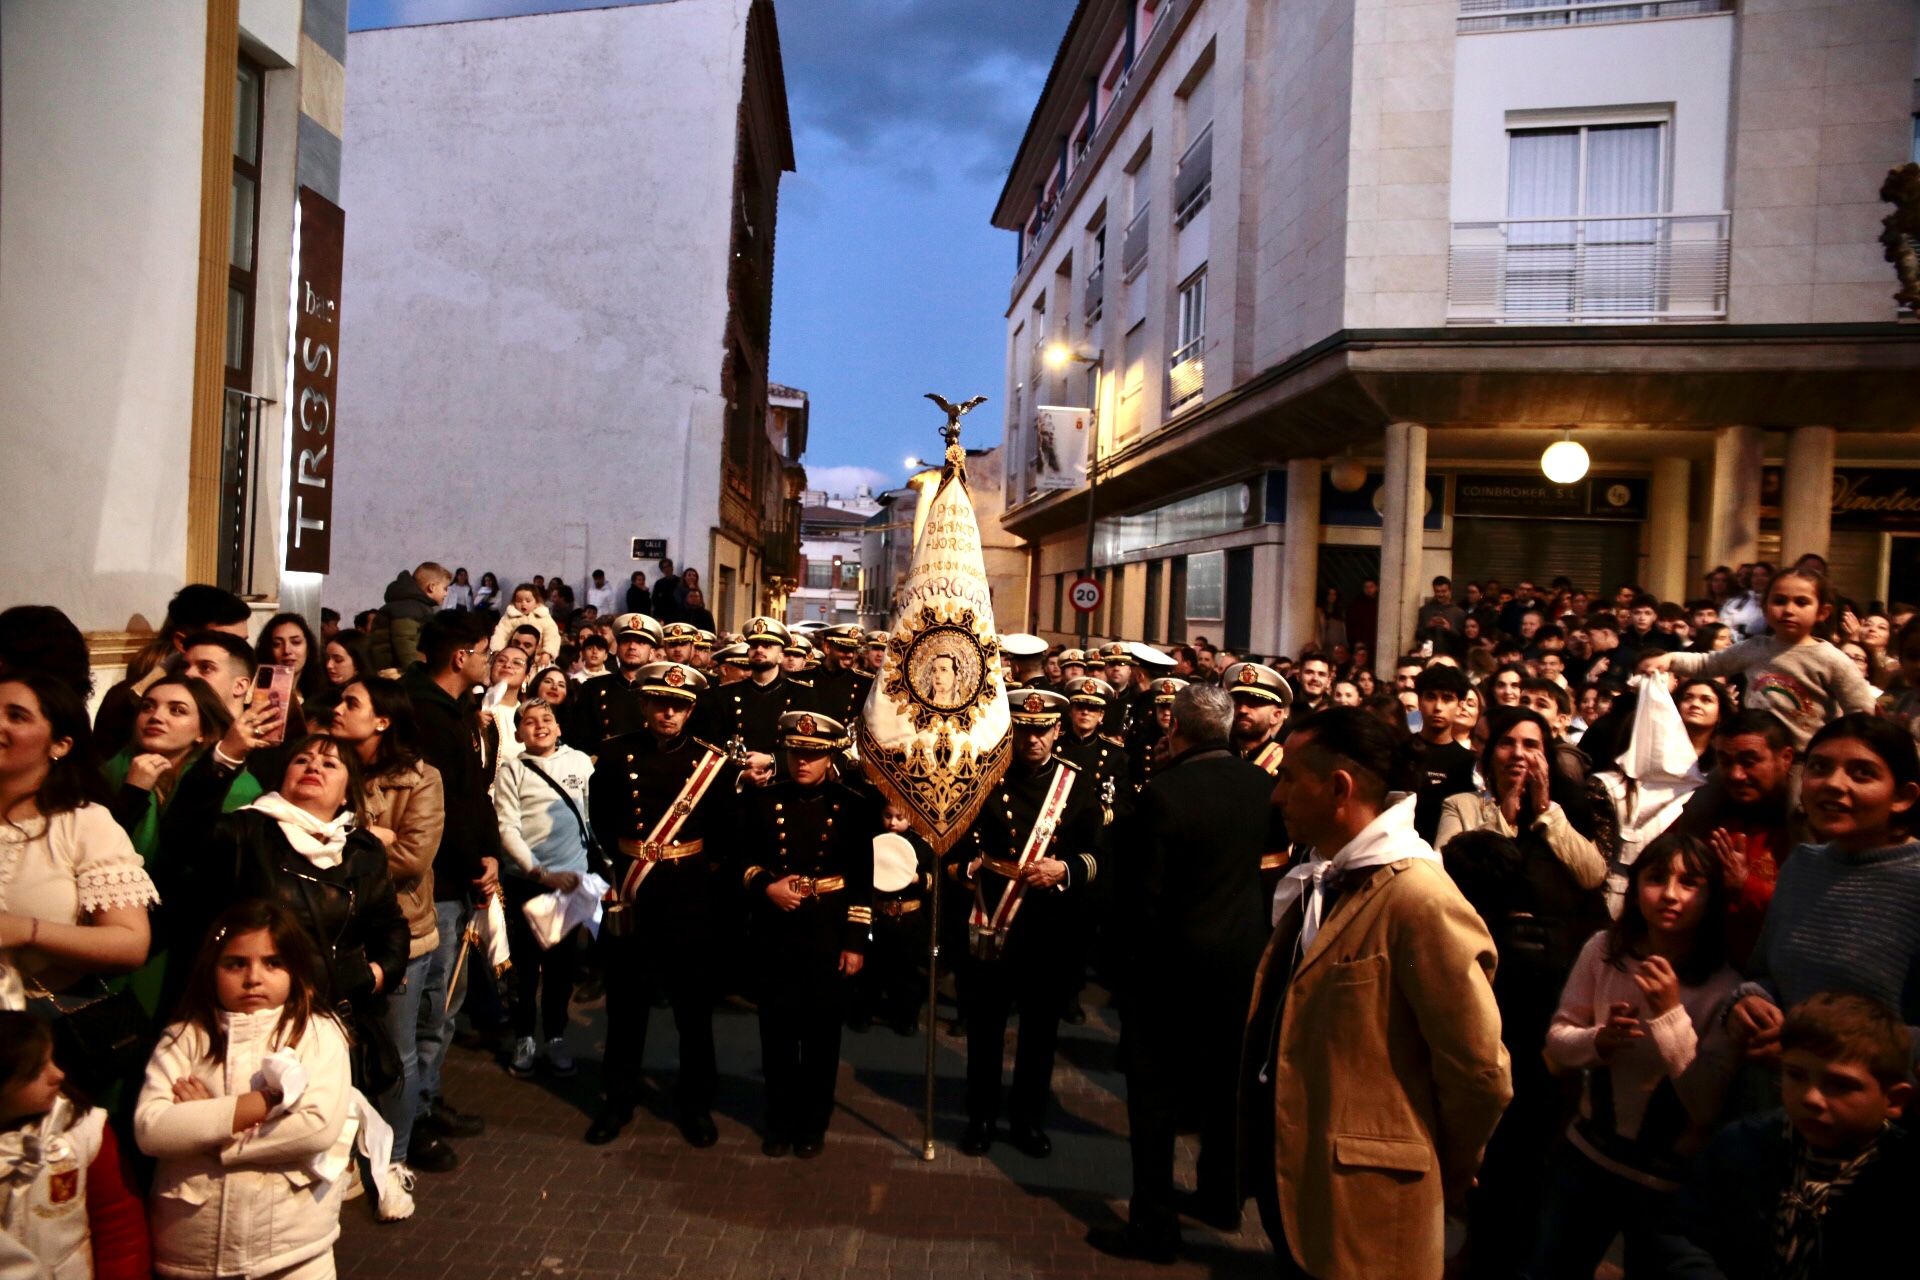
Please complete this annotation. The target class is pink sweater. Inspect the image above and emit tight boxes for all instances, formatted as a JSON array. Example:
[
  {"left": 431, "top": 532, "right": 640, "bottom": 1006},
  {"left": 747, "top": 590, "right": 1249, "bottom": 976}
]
[{"left": 1543, "top": 931, "right": 1741, "bottom": 1189}]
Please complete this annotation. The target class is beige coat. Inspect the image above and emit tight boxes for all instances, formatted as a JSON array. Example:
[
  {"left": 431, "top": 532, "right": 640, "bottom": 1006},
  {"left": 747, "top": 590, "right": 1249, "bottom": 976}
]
[
  {"left": 1253, "top": 857, "right": 1512, "bottom": 1280},
  {"left": 363, "top": 760, "right": 445, "bottom": 959}
]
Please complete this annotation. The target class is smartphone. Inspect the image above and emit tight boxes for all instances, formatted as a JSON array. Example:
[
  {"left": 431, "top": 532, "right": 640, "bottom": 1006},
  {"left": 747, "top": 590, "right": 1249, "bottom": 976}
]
[{"left": 249, "top": 664, "right": 295, "bottom": 746}]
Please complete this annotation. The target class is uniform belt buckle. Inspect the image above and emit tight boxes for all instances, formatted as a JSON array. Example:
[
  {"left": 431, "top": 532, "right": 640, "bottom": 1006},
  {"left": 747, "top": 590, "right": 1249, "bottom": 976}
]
[
  {"left": 641, "top": 841, "right": 665, "bottom": 862},
  {"left": 793, "top": 876, "right": 817, "bottom": 899}
]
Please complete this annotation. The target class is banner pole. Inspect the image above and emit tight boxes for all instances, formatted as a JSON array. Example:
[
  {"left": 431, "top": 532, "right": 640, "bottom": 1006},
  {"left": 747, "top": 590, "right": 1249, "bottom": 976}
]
[{"left": 922, "top": 843, "right": 941, "bottom": 1161}]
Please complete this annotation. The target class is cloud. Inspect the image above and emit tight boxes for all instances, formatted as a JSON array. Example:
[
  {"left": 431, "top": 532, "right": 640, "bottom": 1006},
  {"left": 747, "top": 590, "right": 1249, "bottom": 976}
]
[{"left": 804, "top": 464, "right": 892, "bottom": 497}]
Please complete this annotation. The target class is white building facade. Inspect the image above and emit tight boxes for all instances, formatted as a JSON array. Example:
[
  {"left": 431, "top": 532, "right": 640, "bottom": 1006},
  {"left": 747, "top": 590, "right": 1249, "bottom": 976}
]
[
  {"left": 996, "top": 0, "right": 1920, "bottom": 667},
  {"left": 331, "top": 0, "right": 793, "bottom": 632},
  {"left": 788, "top": 491, "right": 879, "bottom": 625},
  {"left": 1, "top": 0, "right": 349, "bottom": 668}
]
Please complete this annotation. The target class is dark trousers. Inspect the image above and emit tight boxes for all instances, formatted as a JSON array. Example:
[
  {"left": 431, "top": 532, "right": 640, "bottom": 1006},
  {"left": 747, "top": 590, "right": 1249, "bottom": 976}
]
[
  {"left": 758, "top": 997, "right": 844, "bottom": 1141},
  {"left": 857, "top": 908, "right": 928, "bottom": 1027},
  {"left": 1526, "top": 1143, "right": 1682, "bottom": 1280},
  {"left": 1125, "top": 972, "right": 1251, "bottom": 1235},
  {"left": 602, "top": 929, "right": 715, "bottom": 1116},
  {"left": 503, "top": 877, "right": 580, "bottom": 1041},
  {"left": 962, "top": 952, "right": 1065, "bottom": 1128},
  {"left": 1465, "top": 1046, "right": 1576, "bottom": 1279}
]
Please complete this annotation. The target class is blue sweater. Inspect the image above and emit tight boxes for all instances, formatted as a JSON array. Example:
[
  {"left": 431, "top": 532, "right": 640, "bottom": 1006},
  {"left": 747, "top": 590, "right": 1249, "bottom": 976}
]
[{"left": 1746, "top": 840, "right": 1920, "bottom": 1034}]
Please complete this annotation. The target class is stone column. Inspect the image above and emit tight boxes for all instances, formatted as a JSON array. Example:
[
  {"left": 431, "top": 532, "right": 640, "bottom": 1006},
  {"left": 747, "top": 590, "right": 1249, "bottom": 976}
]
[
  {"left": 1707, "top": 425, "right": 1763, "bottom": 571},
  {"left": 1278, "top": 457, "right": 1323, "bottom": 658},
  {"left": 1646, "top": 456, "right": 1691, "bottom": 603},
  {"left": 1779, "top": 426, "right": 1835, "bottom": 567},
  {"left": 1376, "top": 422, "right": 1428, "bottom": 676}
]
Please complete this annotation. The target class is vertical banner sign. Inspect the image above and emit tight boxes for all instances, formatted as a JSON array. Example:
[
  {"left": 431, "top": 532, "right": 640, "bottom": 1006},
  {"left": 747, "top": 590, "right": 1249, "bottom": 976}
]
[
  {"left": 1032, "top": 405, "right": 1089, "bottom": 492},
  {"left": 284, "top": 187, "right": 344, "bottom": 573}
]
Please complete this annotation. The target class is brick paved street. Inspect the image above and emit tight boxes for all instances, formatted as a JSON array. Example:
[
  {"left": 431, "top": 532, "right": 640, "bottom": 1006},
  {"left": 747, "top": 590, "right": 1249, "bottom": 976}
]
[{"left": 335, "top": 986, "right": 1275, "bottom": 1279}]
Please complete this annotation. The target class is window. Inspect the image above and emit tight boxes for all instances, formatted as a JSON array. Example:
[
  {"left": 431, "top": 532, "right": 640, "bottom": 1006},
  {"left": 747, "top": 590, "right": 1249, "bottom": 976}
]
[
  {"left": 1185, "top": 550, "right": 1225, "bottom": 623},
  {"left": 1118, "top": 321, "right": 1147, "bottom": 443},
  {"left": 1175, "top": 67, "right": 1213, "bottom": 227},
  {"left": 1085, "top": 225, "right": 1107, "bottom": 325},
  {"left": 1170, "top": 270, "right": 1206, "bottom": 411},
  {"left": 1505, "top": 120, "right": 1667, "bottom": 316},
  {"left": 218, "top": 56, "right": 267, "bottom": 595},
  {"left": 806, "top": 561, "right": 832, "bottom": 589}
]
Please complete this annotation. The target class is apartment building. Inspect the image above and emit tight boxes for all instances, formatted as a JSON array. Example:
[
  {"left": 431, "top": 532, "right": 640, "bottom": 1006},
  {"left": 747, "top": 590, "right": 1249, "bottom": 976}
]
[
  {"left": 2, "top": 0, "right": 347, "bottom": 674},
  {"left": 994, "top": 0, "right": 1920, "bottom": 668},
  {"left": 331, "top": 0, "right": 793, "bottom": 633},
  {"left": 788, "top": 489, "right": 879, "bottom": 625}
]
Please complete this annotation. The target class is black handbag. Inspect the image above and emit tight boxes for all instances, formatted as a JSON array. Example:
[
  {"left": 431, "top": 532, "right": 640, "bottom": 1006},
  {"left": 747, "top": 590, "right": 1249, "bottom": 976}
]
[{"left": 26, "top": 975, "right": 152, "bottom": 1093}]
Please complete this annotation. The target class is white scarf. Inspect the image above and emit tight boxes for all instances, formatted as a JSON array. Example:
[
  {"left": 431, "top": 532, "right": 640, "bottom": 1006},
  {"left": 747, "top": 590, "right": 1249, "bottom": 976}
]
[
  {"left": 1270, "top": 794, "right": 1438, "bottom": 946},
  {"left": 244, "top": 793, "right": 355, "bottom": 869}
]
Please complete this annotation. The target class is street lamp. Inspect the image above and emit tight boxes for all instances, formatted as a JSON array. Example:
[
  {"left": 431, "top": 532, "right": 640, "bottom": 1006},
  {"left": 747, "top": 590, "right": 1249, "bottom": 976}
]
[{"left": 1540, "top": 429, "right": 1590, "bottom": 484}]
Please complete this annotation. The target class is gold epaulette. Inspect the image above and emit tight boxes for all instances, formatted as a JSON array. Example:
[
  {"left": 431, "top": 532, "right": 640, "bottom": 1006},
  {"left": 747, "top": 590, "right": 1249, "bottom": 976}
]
[
  {"left": 1053, "top": 755, "right": 1082, "bottom": 773},
  {"left": 691, "top": 737, "right": 723, "bottom": 756},
  {"left": 1099, "top": 734, "right": 1126, "bottom": 746}
]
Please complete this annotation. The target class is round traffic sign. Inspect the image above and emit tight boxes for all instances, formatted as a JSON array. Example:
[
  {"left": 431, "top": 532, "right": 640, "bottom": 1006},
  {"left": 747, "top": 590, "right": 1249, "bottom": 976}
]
[{"left": 1069, "top": 577, "right": 1102, "bottom": 613}]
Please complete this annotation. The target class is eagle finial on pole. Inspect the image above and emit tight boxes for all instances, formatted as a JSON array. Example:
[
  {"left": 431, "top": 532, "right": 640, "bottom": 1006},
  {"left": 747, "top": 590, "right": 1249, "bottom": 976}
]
[{"left": 925, "top": 393, "right": 988, "bottom": 459}]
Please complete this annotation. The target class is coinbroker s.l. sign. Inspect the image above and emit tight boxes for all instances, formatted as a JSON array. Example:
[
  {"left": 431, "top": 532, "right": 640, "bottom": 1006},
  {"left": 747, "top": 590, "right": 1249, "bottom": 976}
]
[{"left": 285, "top": 187, "right": 343, "bottom": 574}]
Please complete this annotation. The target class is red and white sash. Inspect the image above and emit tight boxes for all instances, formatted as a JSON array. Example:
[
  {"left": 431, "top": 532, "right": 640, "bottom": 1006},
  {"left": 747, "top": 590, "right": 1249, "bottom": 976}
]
[
  {"left": 621, "top": 746, "right": 726, "bottom": 899},
  {"left": 969, "top": 762, "right": 1076, "bottom": 940}
]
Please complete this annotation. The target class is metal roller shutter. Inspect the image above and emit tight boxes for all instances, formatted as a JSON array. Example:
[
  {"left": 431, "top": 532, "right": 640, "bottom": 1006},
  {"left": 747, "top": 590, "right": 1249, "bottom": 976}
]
[{"left": 1453, "top": 517, "right": 1640, "bottom": 597}]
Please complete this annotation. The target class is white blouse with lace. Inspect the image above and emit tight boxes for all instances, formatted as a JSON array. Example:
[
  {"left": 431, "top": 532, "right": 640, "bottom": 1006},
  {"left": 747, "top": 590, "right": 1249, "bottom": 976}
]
[{"left": 0, "top": 802, "right": 159, "bottom": 990}]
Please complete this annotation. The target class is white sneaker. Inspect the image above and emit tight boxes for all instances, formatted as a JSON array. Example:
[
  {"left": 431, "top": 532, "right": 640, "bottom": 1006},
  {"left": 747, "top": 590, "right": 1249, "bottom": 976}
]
[
  {"left": 376, "top": 1164, "right": 417, "bottom": 1223},
  {"left": 509, "top": 1035, "right": 538, "bottom": 1077},
  {"left": 546, "top": 1036, "right": 575, "bottom": 1076},
  {"left": 341, "top": 1161, "right": 365, "bottom": 1202}
]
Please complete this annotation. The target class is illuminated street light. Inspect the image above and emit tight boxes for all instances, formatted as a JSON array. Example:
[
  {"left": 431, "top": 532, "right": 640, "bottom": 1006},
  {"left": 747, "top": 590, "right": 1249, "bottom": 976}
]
[{"left": 1541, "top": 431, "right": 1590, "bottom": 484}]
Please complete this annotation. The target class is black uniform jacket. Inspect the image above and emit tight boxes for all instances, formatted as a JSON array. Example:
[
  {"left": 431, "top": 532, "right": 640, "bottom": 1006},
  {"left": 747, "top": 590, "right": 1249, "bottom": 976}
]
[
  {"left": 1115, "top": 741, "right": 1271, "bottom": 992},
  {"left": 735, "top": 778, "right": 877, "bottom": 1001},
  {"left": 573, "top": 668, "right": 648, "bottom": 753},
  {"left": 203, "top": 810, "right": 409, "bottom": 1009},
  {"left": 944, "top": 757, "right": 1103, "bottom": 959},
  {"left": 587, "top": 730, "right": 739, "bottom": 941},
  {"left": 811, "top": 664, "right": 873, "bottom": 728},
  {"left": 691, "top": 671, "right": 819, "bottom": 755},
  {"left": 1055, "top": 730, "right": 1131, "bottom": 832}
]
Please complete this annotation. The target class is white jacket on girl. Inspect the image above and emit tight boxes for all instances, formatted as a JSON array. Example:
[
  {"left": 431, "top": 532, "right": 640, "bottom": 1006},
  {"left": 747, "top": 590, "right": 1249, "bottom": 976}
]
[
  {"left": 135, "top": 1009, "right": 351, "bottom": 1280},
  {"left": 0, "top": 1100, "right": 109, "bottom": 1280},
  {"left": 489, "top": 603, "right": 562, "bottom": 666}
]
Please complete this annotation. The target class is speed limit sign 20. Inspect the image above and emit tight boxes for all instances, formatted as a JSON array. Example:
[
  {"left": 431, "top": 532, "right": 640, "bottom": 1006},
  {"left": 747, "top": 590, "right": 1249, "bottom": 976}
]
[{"left": 1069, "top": 577, "right": 1102, "bottom": 613}]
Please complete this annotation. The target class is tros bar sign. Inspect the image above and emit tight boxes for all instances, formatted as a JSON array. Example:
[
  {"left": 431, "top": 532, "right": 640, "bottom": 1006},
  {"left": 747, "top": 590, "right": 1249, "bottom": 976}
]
[{"left": 286, "top": 188, "right": 343, "bottom": 575}]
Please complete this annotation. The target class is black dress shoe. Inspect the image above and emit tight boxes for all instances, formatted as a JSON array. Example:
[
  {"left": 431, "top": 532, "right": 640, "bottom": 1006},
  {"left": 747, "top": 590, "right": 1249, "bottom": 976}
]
[
  {"left": 760, "top": 1137, "right": 790, "bottom": 1158},
  {"left": 1061, "top": 1000, "right": 1087, "bottom": 1026},
  {"left": 794, "top": 1136, "right": 824, "bottom": 1159},
  {"left": 1007, "top": 1124, "right": 1052, "bottom": 1159},
  {"left": 677, "top": 1112, "right": 719, "bottom": 1149},
  {"left": 407, "top": 1131, "right": 459, "bottom": 1174},
  {"left": 1172, "top": 1189, "right": 1242, "bottom": 1232},
  {"left": 958, "top": 1120, "right": 993, "bottom": 1156},
  {"left": 584, "top": 1109, "right": 631, "bottom": 1146},
  {"left": 1087, "top": 1225, "right": 1179, "bottom": 1265},
  {"left": 422, "top": 1099, "right": 485, "bottom": 1138}
]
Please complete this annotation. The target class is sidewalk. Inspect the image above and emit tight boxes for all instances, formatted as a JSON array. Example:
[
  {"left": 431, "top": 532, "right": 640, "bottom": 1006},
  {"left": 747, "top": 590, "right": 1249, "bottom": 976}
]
[{"left": 335, "top": 988, "right": 1275, "bottom": 1278}]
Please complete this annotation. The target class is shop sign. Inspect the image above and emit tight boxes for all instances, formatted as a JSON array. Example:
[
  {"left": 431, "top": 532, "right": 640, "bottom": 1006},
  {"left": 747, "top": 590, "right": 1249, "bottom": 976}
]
[
  {"left": 1454, "top": 474, "right": 1646, "bottom": 521},
  {"left": 284, "top": 188, "right": 343, "bottom": 574},
  {"left": 1762, "top": 466, "right": 1920, "bottom": 530}
]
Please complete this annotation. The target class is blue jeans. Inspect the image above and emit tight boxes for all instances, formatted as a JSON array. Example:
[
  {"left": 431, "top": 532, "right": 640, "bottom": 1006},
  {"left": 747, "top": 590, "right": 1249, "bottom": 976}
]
[
  {"left": 378, "top": 952, "right": 432, "bottom": 1162},
  {"left": 416, "top": 900, "right": 471, "bottom": 1116}
]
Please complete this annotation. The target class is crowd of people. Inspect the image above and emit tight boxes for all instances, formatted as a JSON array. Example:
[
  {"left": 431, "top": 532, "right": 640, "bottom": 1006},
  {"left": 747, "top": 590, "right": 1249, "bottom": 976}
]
[{"left": 0, "top": 548, "right": 1914, "bottom": 1280}]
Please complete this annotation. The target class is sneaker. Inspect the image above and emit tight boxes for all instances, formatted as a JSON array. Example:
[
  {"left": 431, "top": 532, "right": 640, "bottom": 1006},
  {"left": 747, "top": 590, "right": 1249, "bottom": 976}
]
[
  {"left": 546, "top": 1036, "right": 576, "bottom": 1076},
  {"left": 508, "top": 1036, "right": 538, "bottom": 1077},
  {"left": 376, "top": 1164, "right": 417, "bottom": 1223}
]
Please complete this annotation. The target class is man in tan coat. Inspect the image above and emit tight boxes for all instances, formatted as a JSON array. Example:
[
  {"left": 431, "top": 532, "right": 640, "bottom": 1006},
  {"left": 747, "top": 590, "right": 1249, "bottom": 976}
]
[{"left": 1246, "top": 707, "right": 1511, "bottom": 1279}]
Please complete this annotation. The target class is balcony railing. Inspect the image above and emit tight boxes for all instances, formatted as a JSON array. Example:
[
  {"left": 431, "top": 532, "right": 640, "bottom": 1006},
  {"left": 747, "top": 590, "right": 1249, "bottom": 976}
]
[
  {"left": 1174, "top": 123, "right": 1213, "bottom": 227},
  {"left": 1084, "top": 262, "right": 1105, "bottom": 320},
  {"left": 1446, "top": 212, "right": 1730, "bottom": 324},
  {"left": 1122, "top": 204, "right": 1150, "bottom": 277},
  {"left": 1458, "top": 0, "right": 1731, "bottom": 34},
  {"left": 1168, "top": 338, "right": 1205, "bottom": 410}
]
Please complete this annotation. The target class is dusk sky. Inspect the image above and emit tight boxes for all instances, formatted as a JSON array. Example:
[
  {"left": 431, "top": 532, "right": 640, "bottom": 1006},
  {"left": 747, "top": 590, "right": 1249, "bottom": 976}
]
[{"left": 347, "top": 0, "right": 1067, "bottom": 497}]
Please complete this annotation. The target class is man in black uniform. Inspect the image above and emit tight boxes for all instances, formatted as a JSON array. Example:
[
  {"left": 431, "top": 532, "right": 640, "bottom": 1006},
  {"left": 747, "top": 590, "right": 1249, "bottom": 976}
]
[
  {"left": 1129, "top": 676, "right": 1187, "bottom": 791},
  {"left": 810, "top": 623, "right": 872, "bottom": 726},
  {"left": 573, "top": 613, "right": 661, "bottom": 753},
  {"left": 946, "top": 687, "right": 1103, "bottom": 1159},
  {"left": 585, "top": 660, "right": 739, "bottom": 1147},
  {"left": 735, "top": 711, "right": 875, "bottom": 1158},
  {"left": 1001, "top": 632, "right": 1051, "bottom": 690},
  {"left": 1058, "top": 648, "right": 1088, "bottom": 685},
  {"left": 1055, "top": 676, "right": 1130, "bottom": 1025},
  {"left": 1092, "top": 683, "right": 1273, "bottom": 1263},
  {"left": 780, "top": 631, "right": 816, "bottom": 678},
  {"left": 1098, "top": 644, "right": 1138, "bottom": 740},
  {"left": 1224, "top": 661, "right": 1295, "bottom": 895},
  {"left": 862, "top": 629, "right": 888, "bottom": 675},
  {"left": 692, "top": 616, "right": 818, "bottom": 778},
  {"left": 659, "top": 621, "right": 700, "bottom": 667}
]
